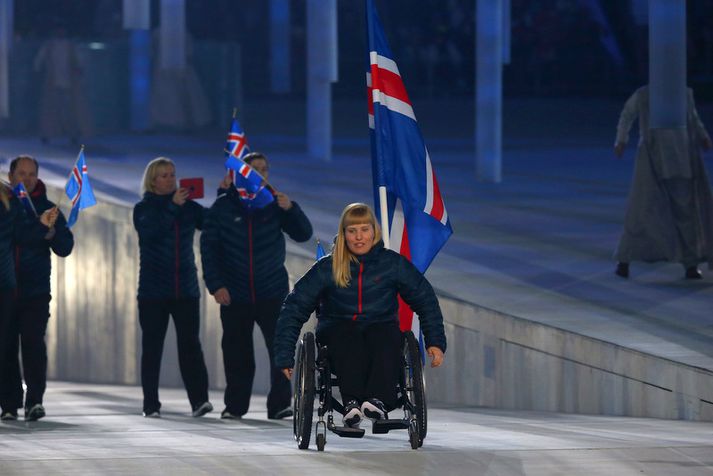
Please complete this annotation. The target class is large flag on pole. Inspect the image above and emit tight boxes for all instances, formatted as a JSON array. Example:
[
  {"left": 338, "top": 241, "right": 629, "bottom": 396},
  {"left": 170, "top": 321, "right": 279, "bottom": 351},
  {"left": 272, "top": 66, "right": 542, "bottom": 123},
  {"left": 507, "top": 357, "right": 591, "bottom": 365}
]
[
  {"left": 366, "top": 0, "right": 452, "bottom": 333},
  {"left": 223, "top": 115, "right": 274, "bottom": 209},
  {"left": 65, "top": 149, "right": 97, "bottom": 228}
]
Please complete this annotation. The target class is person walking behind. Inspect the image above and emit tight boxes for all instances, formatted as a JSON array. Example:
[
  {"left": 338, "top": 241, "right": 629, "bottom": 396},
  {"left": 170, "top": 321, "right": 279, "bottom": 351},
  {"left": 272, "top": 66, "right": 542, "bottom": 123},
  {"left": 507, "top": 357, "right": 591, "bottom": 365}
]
[
  {"left": 133, "top": 157, "right": 212, "bottom": 418},
  {"left": 201, "top": 152, "right": 312, "bottom": 420},
  {"left": 5, "top": 156, "right": 73, "bottom": 421}
]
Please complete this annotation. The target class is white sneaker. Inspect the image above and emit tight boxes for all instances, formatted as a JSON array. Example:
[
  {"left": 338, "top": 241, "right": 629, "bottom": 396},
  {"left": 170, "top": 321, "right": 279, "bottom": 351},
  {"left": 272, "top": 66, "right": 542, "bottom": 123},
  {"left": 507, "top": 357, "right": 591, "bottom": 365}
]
[
  {"left": 342, "top": 400, "right": 363, "bottom": 428},
  {"left": 361, "top": 398, "right": 387, "bottom": 421}
]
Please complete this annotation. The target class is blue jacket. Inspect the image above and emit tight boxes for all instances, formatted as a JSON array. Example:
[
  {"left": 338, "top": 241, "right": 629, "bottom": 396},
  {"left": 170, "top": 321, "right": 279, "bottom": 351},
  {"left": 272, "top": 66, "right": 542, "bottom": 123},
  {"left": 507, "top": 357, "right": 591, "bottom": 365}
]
[
  {"left": 14, "top": 180, "right": 74, "bottom": 299},
  {"left": 274, "top": 242, "right": 447, "bottom": 368},
  {"left": 133, "top": 192, "right": 205, "bottom": 299},
  {"left": 1, "top": 190, "right": 49, "bottom": 292},
  {"left": 201, "top": 185, "right": 313, "bottom": 303}
]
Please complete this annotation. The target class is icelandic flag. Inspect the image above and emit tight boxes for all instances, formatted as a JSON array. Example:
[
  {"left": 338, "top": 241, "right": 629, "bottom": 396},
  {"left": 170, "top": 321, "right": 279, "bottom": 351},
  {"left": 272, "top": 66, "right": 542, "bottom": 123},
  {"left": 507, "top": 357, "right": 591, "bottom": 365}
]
[
  {"left": 366, "top": 0, "right": 452, "bottom": 334},
  {"left": 65, "top": 149, "right": 97, "bottom": 228},
  {"left": 223, "top": 116, "right": 274, "bottom": 209},
  {"left": 12, "top": 182, "right": 37, "bottom": 216},
  {"left": 316, "top": 240, "right": 326, "bottom": 260}
]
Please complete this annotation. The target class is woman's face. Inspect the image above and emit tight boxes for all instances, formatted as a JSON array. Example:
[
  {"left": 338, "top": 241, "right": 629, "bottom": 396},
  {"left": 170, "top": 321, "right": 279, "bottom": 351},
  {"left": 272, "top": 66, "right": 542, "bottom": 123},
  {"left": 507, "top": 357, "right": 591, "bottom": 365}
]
[
  {"left": 345, "top": 222, "right": 375, "bottom": 256},
  {"left": 152, "top": 165, "right": 176, "bottom": 195}
]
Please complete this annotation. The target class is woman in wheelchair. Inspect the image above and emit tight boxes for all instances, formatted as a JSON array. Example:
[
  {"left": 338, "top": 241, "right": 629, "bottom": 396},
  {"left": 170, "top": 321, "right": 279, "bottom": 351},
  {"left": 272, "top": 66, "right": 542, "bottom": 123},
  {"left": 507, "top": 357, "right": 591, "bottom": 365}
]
[{"left": 274, "top": 203, "right": 446, "bottom": 429}]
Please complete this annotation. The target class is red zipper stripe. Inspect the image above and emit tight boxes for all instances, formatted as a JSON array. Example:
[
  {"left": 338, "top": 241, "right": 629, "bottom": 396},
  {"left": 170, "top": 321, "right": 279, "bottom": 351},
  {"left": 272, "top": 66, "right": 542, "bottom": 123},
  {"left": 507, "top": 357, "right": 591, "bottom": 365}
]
[{"left": 352, "top": 262, "right": 363, "bottom": 321}]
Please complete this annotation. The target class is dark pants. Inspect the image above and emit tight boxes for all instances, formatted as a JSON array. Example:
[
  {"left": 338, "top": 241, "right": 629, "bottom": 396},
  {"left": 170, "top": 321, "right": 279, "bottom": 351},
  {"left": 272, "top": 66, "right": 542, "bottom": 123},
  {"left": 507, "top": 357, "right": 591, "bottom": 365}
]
[
  {"left": 317, "top": 320, "right": 402, "bottom": 410},
  {"left": 138, "top": 298, "right": 209, "bottom": 412},
  {"left": 0, "top": 290, "right": 18, "bottom": 413},
  {"left": 220, "top": 299, "right": 290, "bottom": 417},
  {"left": 1, "top": 295, "right": 51, "bottom": 412}
]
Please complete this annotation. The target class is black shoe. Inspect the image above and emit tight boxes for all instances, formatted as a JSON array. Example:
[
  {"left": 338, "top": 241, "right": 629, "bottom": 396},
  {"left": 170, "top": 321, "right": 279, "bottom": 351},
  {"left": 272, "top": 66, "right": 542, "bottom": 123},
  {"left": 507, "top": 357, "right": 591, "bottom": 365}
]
[
  {"left": 1, "top": 410, "right": 18, "bottom": 421},
  {"left": 143, "top": 409, "right": 161, "bottom": 418},
  {"left": 342, "top": 400, "right": 362, "bottom": 428},
  {"left": 25, "top": 404, "right": 45, "bottom": 421},
  {"left": 268, "top": 407, "right": 293, "bottom": 420},
  {"left": 615, "top": 262, "right": 629, "bottom": 278},
  {"left": 361, "top": 398, "right": 388, "bottom": 421},
  {"left": 221, "top": 409, "right": 241, "bottom": 420},
  {"left": 192, "top": 401, "right": 213, "bottom": 417},
  {"left": 685, "top": 267, "right": 703, "bottom": 279}
]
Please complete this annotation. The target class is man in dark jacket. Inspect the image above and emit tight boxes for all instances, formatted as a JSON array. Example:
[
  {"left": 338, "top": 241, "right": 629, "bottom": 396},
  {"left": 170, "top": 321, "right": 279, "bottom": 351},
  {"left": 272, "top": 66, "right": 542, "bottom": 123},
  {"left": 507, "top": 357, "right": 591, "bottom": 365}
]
[
  {"left": 201, "top": 152, "right": 312, "bottom": 419},
  {"left": 5, "top": 155, "right": 73, "bottom": 421}
]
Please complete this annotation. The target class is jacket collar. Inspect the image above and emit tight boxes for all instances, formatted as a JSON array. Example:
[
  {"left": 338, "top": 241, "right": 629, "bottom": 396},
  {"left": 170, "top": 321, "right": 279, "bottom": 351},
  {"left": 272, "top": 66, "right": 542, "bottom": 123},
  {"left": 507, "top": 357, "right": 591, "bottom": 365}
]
[{"left": 30, "top": 179, "right": 47, "bottom": 199}]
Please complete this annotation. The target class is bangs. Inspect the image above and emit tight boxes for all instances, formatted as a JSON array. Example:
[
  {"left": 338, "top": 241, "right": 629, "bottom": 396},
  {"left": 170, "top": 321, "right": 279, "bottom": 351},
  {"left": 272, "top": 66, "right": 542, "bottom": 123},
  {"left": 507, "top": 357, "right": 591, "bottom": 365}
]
[{"left": 343, "top": 207, "right": 373, "bottom": 228}]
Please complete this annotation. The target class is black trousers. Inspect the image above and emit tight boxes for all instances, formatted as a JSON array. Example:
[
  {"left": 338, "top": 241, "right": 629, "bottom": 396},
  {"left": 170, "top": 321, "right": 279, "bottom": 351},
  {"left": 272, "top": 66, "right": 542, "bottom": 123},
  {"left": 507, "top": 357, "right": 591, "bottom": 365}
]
[
  {"left": 220, "top": 299, "right": 290, "bottom": 417},
  {"left": 1, "top": 295, "right": 51, "bottom": 411},
  {"left": 138, "top": 298, "right": 209, "bottom": 412},
  {"left": 0, "top": 290, "right": 18, "bottom": 413},
  {"left": 316, "top": 320, "right": 402, "bottom": 410}
]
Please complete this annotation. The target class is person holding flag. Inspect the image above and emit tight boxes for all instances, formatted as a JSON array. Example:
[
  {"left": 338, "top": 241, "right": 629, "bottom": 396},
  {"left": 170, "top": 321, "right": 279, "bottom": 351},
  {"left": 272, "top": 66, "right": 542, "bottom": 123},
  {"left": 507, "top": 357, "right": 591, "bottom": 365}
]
[
  {"left": 2, "top": 155, "right": 73, "bottom": 422},
  {"left": 0, "top": 177, "right": 56, "bottom": 421},
  {"left": 201, "top": 151, "right": 313, "bottom": 420},
  {"left": 274, "top": 203, "right": 446, "bottom": 429},
  {"left": 133, "top": 157, "right": 213, "bottom": 419}
]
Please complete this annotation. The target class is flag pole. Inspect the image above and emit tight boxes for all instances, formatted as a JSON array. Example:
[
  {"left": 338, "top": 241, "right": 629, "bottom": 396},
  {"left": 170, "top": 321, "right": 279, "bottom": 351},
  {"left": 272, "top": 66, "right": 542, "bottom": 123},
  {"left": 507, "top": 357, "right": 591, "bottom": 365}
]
[{"left": 366, "top": 0, "right": 390, "bottom": 249}]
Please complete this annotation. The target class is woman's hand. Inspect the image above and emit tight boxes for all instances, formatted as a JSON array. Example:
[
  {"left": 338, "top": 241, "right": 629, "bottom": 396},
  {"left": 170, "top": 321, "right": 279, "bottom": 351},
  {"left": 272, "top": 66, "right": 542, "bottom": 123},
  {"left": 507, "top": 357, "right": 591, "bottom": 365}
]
[
  {"left": 213, "top": 287, "right": 231, "bottom": 306},
  {"left": 281, "top": 368, "right": 293, "bottom": 380},
  {"left": 426, "top": 346, "right": 444, "bottom": 368},
  {"left": 173, "top": 188, "right": 189, "bottom": 206}
]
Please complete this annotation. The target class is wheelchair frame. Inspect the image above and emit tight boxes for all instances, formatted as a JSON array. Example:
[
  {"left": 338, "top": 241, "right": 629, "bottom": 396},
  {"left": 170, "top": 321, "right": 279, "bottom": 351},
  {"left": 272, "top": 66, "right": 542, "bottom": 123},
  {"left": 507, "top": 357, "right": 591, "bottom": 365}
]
[{"left": 292, "top": 330, "right": 427, "bottom": 451}]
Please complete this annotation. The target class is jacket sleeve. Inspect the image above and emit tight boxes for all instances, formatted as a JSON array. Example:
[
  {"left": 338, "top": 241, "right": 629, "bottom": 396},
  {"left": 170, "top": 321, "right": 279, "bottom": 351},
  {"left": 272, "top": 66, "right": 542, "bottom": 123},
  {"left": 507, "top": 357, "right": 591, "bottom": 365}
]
[
  {"left": 189, "top": 201, "right": 206, "bottom": 232},
  {"left": 133, "top": 199, "right": 179, "bottom": 241},
  {"left": 49, "top": 209, "right": 74, "bottom": 257},
  {"left": 280, "top": 201, "right": 313, "bottom": 243},
  {"left": 615, "top": 89, "right": 639, "bottom": 145},
  {"left": 274, "top": 260, "right": 327, "bottom": 368},
  {"left": 199, "top": 203, "right": 225, "bottom": 294},
  {"left": 396, "top": 255, "right": 447, "bottom": 353}
]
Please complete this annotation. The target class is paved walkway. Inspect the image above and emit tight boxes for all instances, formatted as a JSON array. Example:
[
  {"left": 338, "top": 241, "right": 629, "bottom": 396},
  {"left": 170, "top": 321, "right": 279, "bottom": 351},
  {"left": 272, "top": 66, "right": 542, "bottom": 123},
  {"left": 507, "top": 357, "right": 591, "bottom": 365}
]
[{"left": 1, "top": 382, "right": 712, "bottom": 475}]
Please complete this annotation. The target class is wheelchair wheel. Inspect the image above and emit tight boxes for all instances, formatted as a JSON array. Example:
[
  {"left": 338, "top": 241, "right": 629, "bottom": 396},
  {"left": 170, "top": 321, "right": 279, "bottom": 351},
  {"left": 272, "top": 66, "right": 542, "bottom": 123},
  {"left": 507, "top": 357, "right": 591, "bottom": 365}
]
[
  {"left": 293, "top": 332, "right": 316, "bottom": 450},
  {"left": 403, "top": 331, "right": 427, "bottom": 447}
]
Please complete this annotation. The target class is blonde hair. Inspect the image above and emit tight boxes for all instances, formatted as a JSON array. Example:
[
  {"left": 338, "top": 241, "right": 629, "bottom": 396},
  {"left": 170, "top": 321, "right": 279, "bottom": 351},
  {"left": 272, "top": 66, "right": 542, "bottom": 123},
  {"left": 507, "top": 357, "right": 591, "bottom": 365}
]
[
  {"left": 332, "top": 203, "right": 382, "bottom": 288},
  {"left": 1, "top": 183, "right": 9, "bottom": 211},
  {"left": 141, "top": 157, "right": 175, "bottom": 194}
]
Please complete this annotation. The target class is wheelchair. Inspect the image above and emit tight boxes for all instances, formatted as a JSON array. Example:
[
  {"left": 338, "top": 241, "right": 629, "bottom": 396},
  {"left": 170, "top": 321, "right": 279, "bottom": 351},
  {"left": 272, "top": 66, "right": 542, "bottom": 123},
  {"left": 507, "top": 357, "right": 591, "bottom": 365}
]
[{"left": 292, "top": 330, "right": 427, "bottom": 451}]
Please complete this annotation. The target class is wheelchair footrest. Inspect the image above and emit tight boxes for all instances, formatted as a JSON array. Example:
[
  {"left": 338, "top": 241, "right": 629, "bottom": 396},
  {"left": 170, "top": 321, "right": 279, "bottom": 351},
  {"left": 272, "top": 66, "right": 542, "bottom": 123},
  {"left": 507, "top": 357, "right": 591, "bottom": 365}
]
[
  {"left": 372, "top": 419, "right": 410, "bottom": 434},
  {"left": 329, "top": 425, "right": 366, "bottom": 438}
]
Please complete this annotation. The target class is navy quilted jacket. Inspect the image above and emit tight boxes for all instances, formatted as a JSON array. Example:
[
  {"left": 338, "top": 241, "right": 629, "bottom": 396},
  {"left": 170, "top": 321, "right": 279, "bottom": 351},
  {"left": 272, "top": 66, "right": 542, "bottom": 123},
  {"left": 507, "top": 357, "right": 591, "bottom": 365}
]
[
  {"left": 133, "top": 192, "right": 205, "bottom": 299},
  {"left": 200, "top": 185, "right": 312, "bottom": 303},
  {"left": 1, "top": 191, "right": 49, "bottom": 292},
  {"left": 274, "top": 242, "right": 447, "bottom": 368},
  {"left": 14, "top": 180, "right": 74, "bottom": 299}
]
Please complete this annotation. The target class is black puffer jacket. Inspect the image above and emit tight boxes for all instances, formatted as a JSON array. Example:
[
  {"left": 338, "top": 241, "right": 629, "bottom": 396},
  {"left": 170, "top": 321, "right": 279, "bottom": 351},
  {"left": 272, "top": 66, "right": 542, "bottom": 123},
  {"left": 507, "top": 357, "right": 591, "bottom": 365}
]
[
  {"left": 133, "top": 192, "right": 205, "bottom": 299},
  {"left": 1, "top": 191, "right": 49, "bottom": 292},
  {"left": 274, "top": 242, "right": 447, "bottom": 368},
  {"left": 15, "top": 180, "right": 74, "bottom": 299},
  {"left": 201, "top": 185, "right": 313, "bottom": 303}
]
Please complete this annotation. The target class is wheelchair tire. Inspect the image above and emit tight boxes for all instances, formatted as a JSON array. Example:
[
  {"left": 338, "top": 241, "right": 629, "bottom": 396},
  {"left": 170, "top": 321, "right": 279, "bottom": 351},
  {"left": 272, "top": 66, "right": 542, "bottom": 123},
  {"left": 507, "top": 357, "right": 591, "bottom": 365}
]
[
  {"left": 404, "top": 331, "right": 427, "bottom": 446},
  {"left": 293, "top": 332, "right": 316, "bottom": 450}
]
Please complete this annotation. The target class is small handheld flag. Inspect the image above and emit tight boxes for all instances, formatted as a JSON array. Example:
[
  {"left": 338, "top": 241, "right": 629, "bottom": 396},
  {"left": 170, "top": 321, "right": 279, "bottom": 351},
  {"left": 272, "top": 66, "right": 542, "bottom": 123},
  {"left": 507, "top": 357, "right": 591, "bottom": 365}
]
[
  {"left": 12, "top": 182, "right": 37, "bottom": 216},
  {"left": 64, "top": 148, "right": 97, "bottom": 228}
]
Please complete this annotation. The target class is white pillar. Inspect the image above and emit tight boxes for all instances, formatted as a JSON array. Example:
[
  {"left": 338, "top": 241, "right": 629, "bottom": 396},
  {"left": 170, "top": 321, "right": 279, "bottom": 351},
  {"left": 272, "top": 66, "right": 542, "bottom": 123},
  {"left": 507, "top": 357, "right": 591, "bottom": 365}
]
[
  {"left": 0, "top": 0, "right": 13, "bottom": 118},
  {"left": 649, "top": 0, "right": 686, "bottom": 128},
  {"left": 475, "top": 0, "right": 504, "bottom": 182},
  {"left": 270, "top": 0, "right": 291, "bottom": 94},
  {"left": 123, "top": 0, "right": 151, "bottom": 131},
  {"left": 306, "top": 0, "right": 337, "bottom": 161},
  {"left": 159, "top": 0, "right": 186, "bottom": 71}
]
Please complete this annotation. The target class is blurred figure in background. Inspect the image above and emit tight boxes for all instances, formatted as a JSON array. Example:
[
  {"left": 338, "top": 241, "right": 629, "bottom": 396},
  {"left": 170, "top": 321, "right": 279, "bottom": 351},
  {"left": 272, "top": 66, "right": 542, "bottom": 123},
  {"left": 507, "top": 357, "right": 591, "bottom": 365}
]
[
  {"left": 614, "top": 85, "right": 713, "bottom": 279},
  {"left": 33, "top": 21, "right": 93, "bottom": 145}
]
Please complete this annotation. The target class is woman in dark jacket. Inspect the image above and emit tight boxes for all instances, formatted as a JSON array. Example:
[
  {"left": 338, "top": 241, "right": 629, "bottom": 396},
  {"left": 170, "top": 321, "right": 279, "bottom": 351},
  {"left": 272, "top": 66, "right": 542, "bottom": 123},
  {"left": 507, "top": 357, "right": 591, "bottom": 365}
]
[
  {"left": 274, "top": 203, "right": 446, "bottom": 428},
  {"left": 133, "top": 157, "right": 211, "bottom": 418}
]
